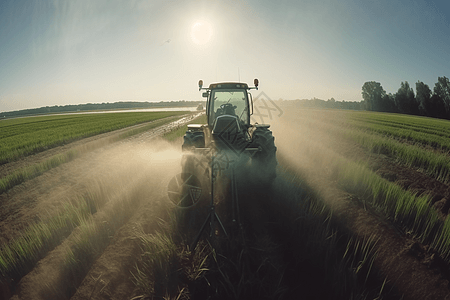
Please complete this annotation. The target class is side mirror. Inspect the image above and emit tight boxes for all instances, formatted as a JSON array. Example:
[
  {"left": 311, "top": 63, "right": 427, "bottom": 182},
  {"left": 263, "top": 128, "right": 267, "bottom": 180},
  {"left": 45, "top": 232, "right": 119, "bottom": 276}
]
[
  {"left": 198, "top": 80, "right": 203, "bottom": 91},
  {"left": 254, "top": 78, "right": 259, "bottom": 90},
  {"left": 202, "top": 92, "right": 209, "bottom": 98}
]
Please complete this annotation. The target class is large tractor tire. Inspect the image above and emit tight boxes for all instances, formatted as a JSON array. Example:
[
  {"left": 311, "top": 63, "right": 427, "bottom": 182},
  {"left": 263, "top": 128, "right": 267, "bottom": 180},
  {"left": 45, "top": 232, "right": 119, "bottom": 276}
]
[
  {"left": 180, "top": 130, "right": 209, "bottom": 208},
  {"left": 181, "top": 130, "right": 206, "bottom": 181},
  {"left": 182, "top": 130, "right": 205, "bottom": 151},
  {"left": 250, "top": 128, "right": 277, "bottom": 184}
]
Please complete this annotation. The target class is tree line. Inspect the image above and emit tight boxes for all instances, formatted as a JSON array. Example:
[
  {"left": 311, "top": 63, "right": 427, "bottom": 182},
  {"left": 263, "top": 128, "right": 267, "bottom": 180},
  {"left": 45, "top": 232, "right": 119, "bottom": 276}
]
[
  {"left": 362, "top": 76, "right": 450, "bottom": 119},
  {"left": 283, "top": 98, "right": 365, "bottom": 110},
  {"left": 1, "top": 100, "right": 203, "bottom": 119}
]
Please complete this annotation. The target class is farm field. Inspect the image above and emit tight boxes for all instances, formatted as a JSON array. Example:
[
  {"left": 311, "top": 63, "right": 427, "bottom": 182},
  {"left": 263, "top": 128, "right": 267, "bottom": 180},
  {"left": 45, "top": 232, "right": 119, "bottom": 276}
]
[
  {"left": 1, "top": 108, "right": 450, "bottom": 299},
  {"left": 271, "top": 106, "right": 450, "bottom": 298},
  {"left": 0, "top": 111, "right": 188, "bottom": 165},
  {"left": 0, "top": 111, "right": 193, "bottom": 195}
]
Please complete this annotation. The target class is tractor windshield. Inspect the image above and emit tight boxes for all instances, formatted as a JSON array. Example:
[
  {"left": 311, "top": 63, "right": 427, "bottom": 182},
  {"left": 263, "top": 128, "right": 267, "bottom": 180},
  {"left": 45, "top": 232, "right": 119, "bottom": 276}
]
[{"left": 210, "top": 89, "right": 249, "bottom": 126}]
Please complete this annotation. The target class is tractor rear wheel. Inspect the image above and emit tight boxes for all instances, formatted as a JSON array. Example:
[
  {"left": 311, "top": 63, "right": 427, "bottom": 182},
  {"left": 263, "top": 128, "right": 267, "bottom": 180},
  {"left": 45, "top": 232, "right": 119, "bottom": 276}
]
[{"left": 250, "top": 128, "right": 277, "bottom": 184}]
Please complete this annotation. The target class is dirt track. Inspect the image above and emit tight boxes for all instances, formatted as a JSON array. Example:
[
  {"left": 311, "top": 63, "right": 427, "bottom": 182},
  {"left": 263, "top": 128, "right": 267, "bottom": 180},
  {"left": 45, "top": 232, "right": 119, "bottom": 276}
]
[{"left": 2, "top": 110, "right": 450, "bottom": 299}]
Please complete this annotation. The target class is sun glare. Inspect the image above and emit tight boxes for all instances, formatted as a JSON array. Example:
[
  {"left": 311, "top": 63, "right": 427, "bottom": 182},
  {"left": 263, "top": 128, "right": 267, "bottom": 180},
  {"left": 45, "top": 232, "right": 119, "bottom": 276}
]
[{"left": 190, "top": 21, "right": 213, "bottom": 45}]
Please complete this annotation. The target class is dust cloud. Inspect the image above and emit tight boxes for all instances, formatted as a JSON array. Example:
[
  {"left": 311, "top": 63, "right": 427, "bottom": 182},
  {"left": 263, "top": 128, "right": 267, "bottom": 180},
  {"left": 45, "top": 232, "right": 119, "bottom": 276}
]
[
  {"left": 6, "top": 138, "right": 186, "bottom": 300},
  {"left": 270, "top": 109, "right": 329, "bottom": 173},
  {"left": 269, "top": 108, "right": 350, "bottom": 209},
  {"left": 79, "top": 138, "right": 184, "bottom": 205}
]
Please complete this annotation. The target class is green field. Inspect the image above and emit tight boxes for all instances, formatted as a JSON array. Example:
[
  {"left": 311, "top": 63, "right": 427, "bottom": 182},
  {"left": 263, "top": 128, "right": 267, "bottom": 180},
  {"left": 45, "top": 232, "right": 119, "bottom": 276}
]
[
  {"left": 279, "top": 107, "right": 450, "bottom": 263},
  {"left": 285, "top": 109, "right": 450, "bottom": 182},
  {"left": 162, "top": 114, "right": 207, "bottom": 142},
  {"left": 0, "top": 111, "right": 189, "bottom": 194},
  {"left": 0, "top": 111, "right": 188, "bottom": 165},
  {"left": 2, "top": 108, "right": 450, "bottom": 298}
]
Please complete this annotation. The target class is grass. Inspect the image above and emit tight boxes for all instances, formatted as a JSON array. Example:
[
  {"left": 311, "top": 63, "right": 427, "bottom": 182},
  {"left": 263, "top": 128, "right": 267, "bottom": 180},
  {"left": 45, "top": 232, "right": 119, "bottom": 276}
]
[
  {"left": 0, "top": 111, "right": 193, "bottom": 293},
  {"left": 0, "top": 194, "right": 97, "bottom": 283},
  {"left": 162, "top": 114, "right": 207, "bottom": 142},
  {"left": 345, "top": 128, "right": 450, "bottom": 183},
  {"left": 278, "top": 109, "right": 450, "bottom": 263},
  {"left": 4, "top": 168, "right": 157, "bottom": 298},
  {"left": 348, "top": 117, "right": 450, "bottom": 150},
  {"left": 4, "top": 107, "right": 448, "bottom": 297},
  {"left": 0, "top": 114, "right": 188, "bottom": 194},
  {"left": 0, "top": 111, "right": 187, "bottom": 165},
  {"left": 0, "top": 149, "right": 78, "bottom": 194},
  {"left": 131, "top": 165, "right": 390, "bottom": 299},
  {"left": 286, "top": 109, "right": 450, "bottom": 183},
  {"left": 261, "top": 167, "right": 386, "bottom": 299},
  {"left": 332, "top": 157, "right": 440, "bottom": 244},
  {"left": 133, "top": 229, "right": 187, "bottom": 298},
  {"left": 132, "top": 204, "right": 209, "bottom": 299}
]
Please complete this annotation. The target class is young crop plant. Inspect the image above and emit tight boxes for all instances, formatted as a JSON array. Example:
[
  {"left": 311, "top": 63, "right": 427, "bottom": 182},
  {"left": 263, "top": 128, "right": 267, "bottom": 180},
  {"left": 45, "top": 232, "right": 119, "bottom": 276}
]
[
  {"left": 345, "top": 126, "right": 450, "bottom": 183},
  {"left": 284, "top": 120, "right": 450, "bottom": 263},
  {"left": 163, "top": 113, "right": 207, "bottom": 142},
  {"left": 131, "top": 161, "right": 392, "bottom": 300},
  {"left": 432, "top": 216, "right": 450, "bottom": 261},
  {"left": 0, "top": 168, "right": 145, "bottom": 292},
  {"left": 0, "top": 113, "right": 190, "bottom": 194},
  {"left": 40, "top": 171, "right": 156, "bottom": 299},
  {"left": 133, "top": 229, "right": 184, "bottom": 298},
  {"left": 0, "top": 111, "right": 187, "bottom": 165},
  {"left": 289, "top": 109, "right": 450, "bottom": 184},
  {"left": 0, "top": 196, "right": 93, "bottom": 284}
]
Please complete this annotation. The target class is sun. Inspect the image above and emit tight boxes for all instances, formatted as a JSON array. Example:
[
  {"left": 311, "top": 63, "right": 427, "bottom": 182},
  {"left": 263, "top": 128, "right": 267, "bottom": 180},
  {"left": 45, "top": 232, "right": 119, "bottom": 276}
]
[{"left": 190, "top": 21, "right": 213, "bottom": 45}]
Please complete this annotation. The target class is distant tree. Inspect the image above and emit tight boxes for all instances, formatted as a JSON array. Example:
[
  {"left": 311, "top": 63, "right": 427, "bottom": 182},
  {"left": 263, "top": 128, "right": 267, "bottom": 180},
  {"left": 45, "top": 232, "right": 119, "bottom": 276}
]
[
  {"left": 416, "top": 81, "right": 432, "bottom": 116},
  {"left": 326, "top": 97, "right": 336, "bottom": 108},
  {"left": 433, "top": 76, "right": 450, "bottom": 116},
  {"left": 428, "top": 94, "right": 447, "bottom": 119},
  {"left": 362, "top": 81, "right": 386, "bottom": 111},
  {"left": 395, "top": 81, "right": 417, "bottom": 114},
  {"left": 380, "top": 93, "right": 397, "bottom": 112}
]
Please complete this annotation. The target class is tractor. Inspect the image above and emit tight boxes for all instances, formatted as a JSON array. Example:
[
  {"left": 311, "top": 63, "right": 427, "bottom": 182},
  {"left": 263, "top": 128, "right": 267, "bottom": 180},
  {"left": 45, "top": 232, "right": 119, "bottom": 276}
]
[
  {"left": 181, "top": 79, "right": 277, "bottom": 185},
  {"left": 175, "top": 79, "right": 277, "bottom": 250}
]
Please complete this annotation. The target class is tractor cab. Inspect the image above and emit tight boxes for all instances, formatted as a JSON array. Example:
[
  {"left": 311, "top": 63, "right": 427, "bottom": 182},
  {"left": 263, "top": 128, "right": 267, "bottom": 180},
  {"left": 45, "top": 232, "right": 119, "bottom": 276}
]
[
  {"left": 182, "top": 78, "right": 276, "bottom": 184},
  {"left": 202, "top": 82, "right": 251, "bottom": 129}
]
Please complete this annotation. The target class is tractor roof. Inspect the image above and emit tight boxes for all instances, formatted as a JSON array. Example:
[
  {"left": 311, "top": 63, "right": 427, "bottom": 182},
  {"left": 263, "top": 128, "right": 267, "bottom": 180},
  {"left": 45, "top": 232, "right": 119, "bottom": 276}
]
[{"left": 208, "top": 82, "right": 248, "bottom": 89}]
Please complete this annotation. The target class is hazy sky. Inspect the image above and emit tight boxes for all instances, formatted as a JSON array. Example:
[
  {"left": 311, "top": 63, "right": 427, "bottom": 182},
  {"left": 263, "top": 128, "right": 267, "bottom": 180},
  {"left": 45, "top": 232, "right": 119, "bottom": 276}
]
[{"left": 1, "top": 0, "right": 449, "bottom": 112}]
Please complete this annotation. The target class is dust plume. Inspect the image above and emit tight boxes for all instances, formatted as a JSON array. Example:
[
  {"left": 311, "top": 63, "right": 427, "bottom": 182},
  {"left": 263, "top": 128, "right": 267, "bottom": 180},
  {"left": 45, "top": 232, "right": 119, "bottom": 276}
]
[
  {"left": 9, "top": 137, "right": 185, "bottom": 300},
  {"left": 269, "top": 108, "right": 352, "bottom": 209}
]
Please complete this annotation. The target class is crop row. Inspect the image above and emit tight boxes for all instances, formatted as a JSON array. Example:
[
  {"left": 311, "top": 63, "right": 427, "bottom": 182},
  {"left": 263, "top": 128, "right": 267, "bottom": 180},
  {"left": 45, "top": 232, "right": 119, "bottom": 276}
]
[
  {"left": 345, "top": 128, "right": 450, "bottom": 183},
  {"left": 308, "top": 110, "right": 450, "bottom": 152},
  {"left": 0, "top": 193, "right": 97, "bottom": 283},
  {"left": 349, "top": 112, "right": 450, "bottom": 134},
  {"left": 0, "top": 111, "right": 187, "bottom": 165},
  {"left": 309, "top": 137, "right": 450, "bottom": 262},
  {"left": 0, "top": 157, "right": 164, "bottom": 297},
  {"left": 289, "top": 110, "right": 450, "bottom": 184},
  {"left": 0, "top": 114, "right": 187, "bottom": 194},
  {"left": 345, "top": 116, "right": 450, "bottom": 152},
  {"left": 162, "top": 114, "right": 208, "bottom": 142},
  {"left": 279, "top": 109, "right": 450, "bottom": 263},
  {"left": 0, "top": 113, "right": 204, "bottom": 295},
  {"left": 0, "top": 110, "right": 387, "bottom": 298},
  {"left": 133, "top": 166, "right": 386, "bottom": 299}
]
